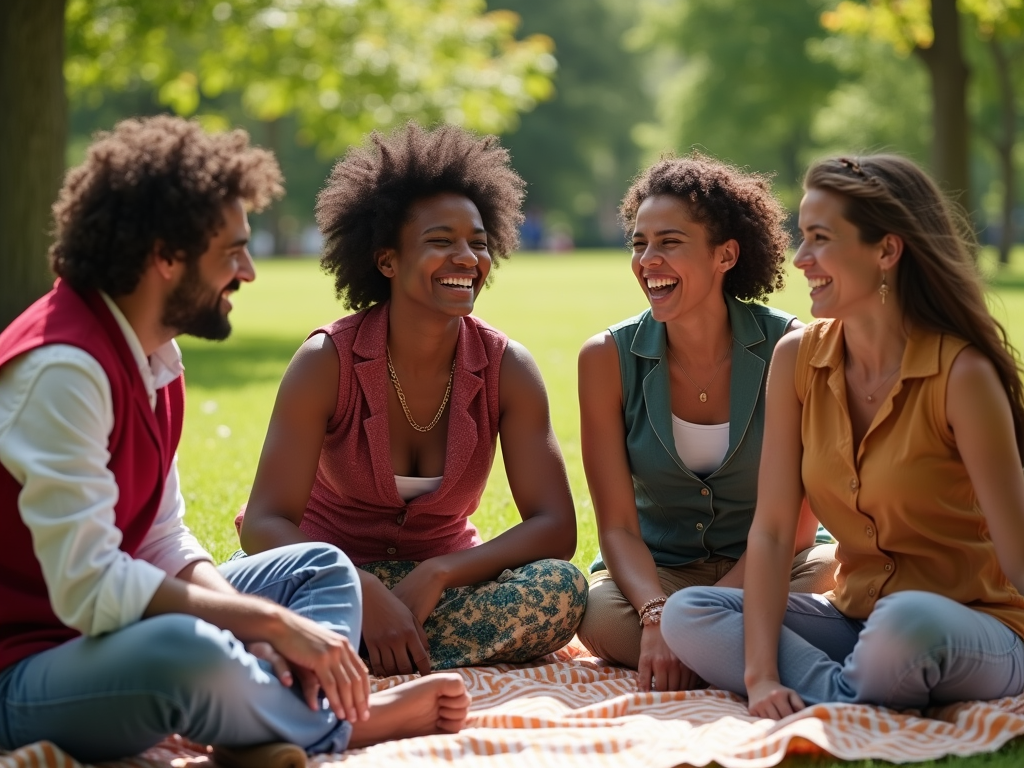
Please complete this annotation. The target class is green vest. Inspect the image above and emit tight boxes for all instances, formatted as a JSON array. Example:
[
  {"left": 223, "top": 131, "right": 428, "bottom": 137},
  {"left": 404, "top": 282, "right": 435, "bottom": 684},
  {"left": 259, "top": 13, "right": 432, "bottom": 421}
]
[{"left": 591, "top": 295, "right": 795, "bottom": 572}]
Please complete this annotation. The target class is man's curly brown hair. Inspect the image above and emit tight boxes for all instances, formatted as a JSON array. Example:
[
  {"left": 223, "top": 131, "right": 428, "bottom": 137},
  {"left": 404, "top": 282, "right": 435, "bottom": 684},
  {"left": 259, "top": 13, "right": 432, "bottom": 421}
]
[
  {"left": 620, "top": 153, "right": 790, "bottom": 302},
  {"left": 316, "top": 122, "right": 525, "bottom": 311},
  {"left": 50, "top": 115, "right": 283, "bottom": 296}
]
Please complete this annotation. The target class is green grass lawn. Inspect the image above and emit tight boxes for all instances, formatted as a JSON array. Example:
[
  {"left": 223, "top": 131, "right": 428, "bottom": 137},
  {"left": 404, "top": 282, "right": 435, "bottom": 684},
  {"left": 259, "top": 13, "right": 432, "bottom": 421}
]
[{"left": 177, "top": 248, "right": 1024, "bottom": 767}]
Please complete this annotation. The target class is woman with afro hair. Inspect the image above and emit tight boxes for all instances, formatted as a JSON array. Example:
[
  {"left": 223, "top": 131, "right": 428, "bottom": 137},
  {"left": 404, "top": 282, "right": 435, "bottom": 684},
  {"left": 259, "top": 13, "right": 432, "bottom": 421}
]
[
  {"left": 239, "top": 123, "right": 586, "bottom": 676},
  {"left": 575, "top": 154, "right": 836, "bottom": 691}
]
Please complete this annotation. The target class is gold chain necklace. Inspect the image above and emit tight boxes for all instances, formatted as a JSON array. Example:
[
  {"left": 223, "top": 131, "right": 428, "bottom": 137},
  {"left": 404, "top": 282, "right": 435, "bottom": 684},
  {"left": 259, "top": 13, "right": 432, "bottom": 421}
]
[
  {"left": 844, "top": 358, "right": 901, "bottom": 403},
  {"left": 667, "top": 346, "right": 731, "bottom": 403},
  {"left": 386, "top": 347, "right": 455, "bottom": 432}
]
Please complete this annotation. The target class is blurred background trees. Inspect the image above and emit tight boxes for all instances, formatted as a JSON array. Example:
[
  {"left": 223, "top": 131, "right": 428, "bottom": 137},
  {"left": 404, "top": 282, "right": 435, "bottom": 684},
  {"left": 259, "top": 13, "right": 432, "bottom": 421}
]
[{"left": 5, "top": 0, "right": 1024, "bottom": 325}]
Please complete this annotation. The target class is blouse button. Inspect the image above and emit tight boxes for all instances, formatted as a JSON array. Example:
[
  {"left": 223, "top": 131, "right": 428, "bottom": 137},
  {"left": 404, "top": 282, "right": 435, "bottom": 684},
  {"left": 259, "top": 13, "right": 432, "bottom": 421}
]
[
  {"left": 700, "top": 488, "right": 710, "bottom": 497},
  {"left": 396, "top": 511, "right": 407, "bottom": 526},
  {"left": 850, "top": 479, "right": 859, "bottom": 491},
  {"left": 868, "top": 587, "right": 876, "bottom": 596},
  {"left": 386, "top": 547, "right": 397, "bottom": 555},
  {"left": 884, "top": 562, "right": 893, "bottom": 572},
  {"left": 695, "top": 523, "right": 704, "bottom": 531},
  {"left": 865, "top": 526, "right": 874, "bottom": 537}
]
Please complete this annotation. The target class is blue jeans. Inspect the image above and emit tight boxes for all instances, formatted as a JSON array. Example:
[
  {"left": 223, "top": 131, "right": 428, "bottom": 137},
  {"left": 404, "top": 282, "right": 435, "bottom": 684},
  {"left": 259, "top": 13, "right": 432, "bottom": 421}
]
[
  {"left": 0, "top": 543, "right": 360, "bottom": 762},
  {"left": 662, "top": 587, "right": 1024, "bottom": 709}
]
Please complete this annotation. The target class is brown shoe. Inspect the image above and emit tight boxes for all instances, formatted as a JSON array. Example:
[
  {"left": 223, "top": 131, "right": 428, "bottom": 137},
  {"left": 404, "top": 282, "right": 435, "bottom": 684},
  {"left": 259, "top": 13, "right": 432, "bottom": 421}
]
[{"left": 212, "top": 742, "right": 307, "bottom": 768}]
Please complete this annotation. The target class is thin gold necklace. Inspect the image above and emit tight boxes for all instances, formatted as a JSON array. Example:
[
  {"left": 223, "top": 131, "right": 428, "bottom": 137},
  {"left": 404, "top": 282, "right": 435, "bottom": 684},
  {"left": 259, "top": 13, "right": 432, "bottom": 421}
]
[
  {"left": 844, "top": 359, "right": 901, "bottom": 403},
  {"left": 667, "top": 345, "right": 731, "bottom": 403},
  {"left": 386, "top": 347, "right": 455, "bottom": 432}
]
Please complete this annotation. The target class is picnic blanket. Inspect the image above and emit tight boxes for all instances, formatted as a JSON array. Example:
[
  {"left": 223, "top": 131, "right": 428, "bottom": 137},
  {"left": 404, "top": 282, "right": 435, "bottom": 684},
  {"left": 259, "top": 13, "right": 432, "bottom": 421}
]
[{"left": 4, "top": 641, "right": 1024, "bottom": 768}]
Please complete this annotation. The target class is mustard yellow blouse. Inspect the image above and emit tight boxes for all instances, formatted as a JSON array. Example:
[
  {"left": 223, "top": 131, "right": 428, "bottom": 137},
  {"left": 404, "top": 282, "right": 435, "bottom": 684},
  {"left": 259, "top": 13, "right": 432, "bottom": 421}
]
[{"left": 795, "top": 319, "right": 1024, "bottom": 639}]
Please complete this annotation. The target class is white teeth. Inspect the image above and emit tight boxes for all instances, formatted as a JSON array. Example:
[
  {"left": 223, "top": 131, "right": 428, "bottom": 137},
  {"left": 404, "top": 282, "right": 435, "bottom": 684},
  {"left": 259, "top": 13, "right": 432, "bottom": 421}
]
[
  {"left": 808, "top": 277, "right": 832, "bottom": 288},
  {"left": 438, "top": 276, "right": 473, "bottom": 288},
  {"left": 646, "top": 276, "right": 679, "bottom": 290}
]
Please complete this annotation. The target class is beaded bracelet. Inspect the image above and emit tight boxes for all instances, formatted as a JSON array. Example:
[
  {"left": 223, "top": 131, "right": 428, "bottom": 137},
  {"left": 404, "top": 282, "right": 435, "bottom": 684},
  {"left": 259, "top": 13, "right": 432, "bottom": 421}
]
[{"left": 638, "top": 596, "right": 668, "bottom": 627}]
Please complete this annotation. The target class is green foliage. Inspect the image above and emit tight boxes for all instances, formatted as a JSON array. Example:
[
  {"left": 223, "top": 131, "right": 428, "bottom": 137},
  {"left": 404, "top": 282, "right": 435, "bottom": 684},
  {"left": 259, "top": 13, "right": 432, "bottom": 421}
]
[
  {"left": 65, "top": 0, "right": 557, "bottom": 156},
  {"left": 807, "top": 35, "right": 930, "bottom": 164},
  {"left": 493, "top": 0, "right": 654, "bottom": 246},
  {"left": 628, "top": 0, "right": 843, "bottom": 201}
]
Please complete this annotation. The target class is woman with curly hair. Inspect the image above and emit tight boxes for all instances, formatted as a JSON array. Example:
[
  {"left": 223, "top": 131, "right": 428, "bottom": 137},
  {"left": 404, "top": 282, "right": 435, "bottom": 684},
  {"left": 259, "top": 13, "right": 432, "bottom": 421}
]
[
  {"left": 662, "top": 155, "right": 1024, "bottom": 715},
  {"left": 239, "top": 122, "right": 586, "bottom": 676},
  {"left": 575, "top": 154, "right": 836, "bottom": 691}
]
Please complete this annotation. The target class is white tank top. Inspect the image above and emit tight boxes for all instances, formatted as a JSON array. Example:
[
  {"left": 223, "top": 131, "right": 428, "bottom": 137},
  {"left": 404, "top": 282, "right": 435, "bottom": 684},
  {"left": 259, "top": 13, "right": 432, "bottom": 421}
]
[
  {"left": 394, "top": 474, "right": 443, "bottom": 502},
  {"left": 671, "top": 415, "right": 729, "bottom": 475}
]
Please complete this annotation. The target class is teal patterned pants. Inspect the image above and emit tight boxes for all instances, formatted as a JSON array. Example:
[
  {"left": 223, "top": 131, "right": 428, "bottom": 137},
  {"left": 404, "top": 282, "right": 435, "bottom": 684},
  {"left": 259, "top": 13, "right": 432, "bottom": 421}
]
[{"left": 361, "top": 558, "right": 588, "bottom": 670}]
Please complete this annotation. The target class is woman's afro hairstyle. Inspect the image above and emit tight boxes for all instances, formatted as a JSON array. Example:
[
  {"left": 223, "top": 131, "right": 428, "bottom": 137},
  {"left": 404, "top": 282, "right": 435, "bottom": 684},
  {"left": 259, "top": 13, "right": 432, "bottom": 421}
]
[
  {"left": 50, "top": 115, "right": 283, "bottom": 296},
  {"left": 315, "top": 122, "right": 525, "bottom": 310},
  {"left": 620, "top": 152, "right": 790, "bottom": 302}
]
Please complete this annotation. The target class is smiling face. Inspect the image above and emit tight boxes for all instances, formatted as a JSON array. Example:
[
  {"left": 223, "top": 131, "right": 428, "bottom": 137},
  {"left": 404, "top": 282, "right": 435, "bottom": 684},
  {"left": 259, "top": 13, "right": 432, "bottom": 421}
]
[
  {"left": 794, "top": 187, "right": 894, "bottom": 319},
  {"left": 630, "top": 194, "right": 736, "bottom": 323},
  {"left": 377, "top": 193, "right": 491, "bottom": 317},
  {"left": 162, "top": 197, "right": 254, "bottom": 340}
]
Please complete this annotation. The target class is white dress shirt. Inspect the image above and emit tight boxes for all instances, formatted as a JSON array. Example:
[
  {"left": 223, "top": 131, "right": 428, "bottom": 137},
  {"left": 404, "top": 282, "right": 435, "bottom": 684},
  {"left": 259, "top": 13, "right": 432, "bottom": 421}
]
[{"left": 0, "top": 294, "right": 212, "bottom": 637}]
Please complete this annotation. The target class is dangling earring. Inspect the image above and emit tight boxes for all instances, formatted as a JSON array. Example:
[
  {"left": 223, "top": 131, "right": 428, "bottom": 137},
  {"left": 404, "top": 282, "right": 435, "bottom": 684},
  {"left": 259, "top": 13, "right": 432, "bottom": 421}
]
[{"left": 879, "top": 271, "right": 889, "bottom": 305}]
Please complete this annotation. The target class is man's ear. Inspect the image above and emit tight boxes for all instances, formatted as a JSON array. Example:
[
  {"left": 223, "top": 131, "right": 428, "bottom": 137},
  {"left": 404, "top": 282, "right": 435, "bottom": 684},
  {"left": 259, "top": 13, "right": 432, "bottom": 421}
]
[
  {"left": 149, "top": 241, "right": 182, "bottom": 282},
  {"left": 375, "top": 248, "right": 396, "bottom": 278}
]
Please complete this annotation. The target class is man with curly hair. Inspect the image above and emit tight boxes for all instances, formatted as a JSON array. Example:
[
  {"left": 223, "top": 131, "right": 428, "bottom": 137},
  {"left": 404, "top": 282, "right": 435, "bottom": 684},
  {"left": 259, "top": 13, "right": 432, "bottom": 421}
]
[
  {"left": 575, "top": 153, "right": 837, "bottom": 693},
  {"left": 0, "top": 116, "right": 469, "bottom": 767}
]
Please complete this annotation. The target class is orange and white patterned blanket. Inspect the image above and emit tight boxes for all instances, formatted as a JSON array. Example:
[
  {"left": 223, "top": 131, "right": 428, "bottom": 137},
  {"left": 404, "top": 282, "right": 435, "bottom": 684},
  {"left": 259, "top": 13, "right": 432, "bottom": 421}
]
[{"left": 3, "top": 642, "right": 1024, "bottom": 767}]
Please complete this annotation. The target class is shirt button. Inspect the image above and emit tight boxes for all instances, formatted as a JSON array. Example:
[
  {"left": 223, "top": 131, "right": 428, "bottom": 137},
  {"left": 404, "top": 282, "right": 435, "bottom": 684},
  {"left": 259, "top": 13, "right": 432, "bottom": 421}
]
[
  {"left": 386, "top": 547, "right": 397, "bottom": 555},
  {"left": 884, "top": 562, "right": 893, "bottom": 571},
  {"left": 696, "top": 523, "right": 704, "bottom": 531},
  {"left": 865, "top": 526, "right": 874, "bottom": 537},
  {"left": 868, "top": 587, "right": 876, "bottom": 596},
  {"left": 850, "top": 479, "right": 859, "bottom": 491},
  {"left": 396, "top": 511, "right": 407, "bottom": 526},
  {"left": 700, "top": 488, "right": 710, "bottom": 497}
]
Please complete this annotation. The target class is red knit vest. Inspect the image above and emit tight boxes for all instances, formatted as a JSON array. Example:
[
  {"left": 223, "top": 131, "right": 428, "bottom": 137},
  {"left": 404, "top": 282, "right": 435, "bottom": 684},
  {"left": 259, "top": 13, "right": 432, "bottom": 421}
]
[
  {"left": 299, "top": 302, "right": 507, "bottom": 566},
  {"left": 0, "top": 281, "right": 184, "bottom": 669}
]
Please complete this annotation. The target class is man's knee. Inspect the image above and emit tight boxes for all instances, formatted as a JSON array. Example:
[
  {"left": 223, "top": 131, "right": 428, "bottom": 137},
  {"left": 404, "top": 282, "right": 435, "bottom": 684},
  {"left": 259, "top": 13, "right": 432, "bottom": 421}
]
[{"left": 126, "top": 615, "right": 240, "bottom": 692}]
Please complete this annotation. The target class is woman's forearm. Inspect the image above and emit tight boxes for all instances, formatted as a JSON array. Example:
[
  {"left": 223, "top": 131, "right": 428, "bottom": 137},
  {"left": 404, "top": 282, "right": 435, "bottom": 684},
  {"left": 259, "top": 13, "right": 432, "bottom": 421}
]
[
  {"left": 240, "top": 513, "right": 312, "bottom": 555},
  {"left": 600, "top": 526, "right": 666, "bottom": 610},
  {"left": 421, "top": 510, "right": 575, "bottom": 590},
  {"left": 742, "top": 528, "right": 795, "bottom": 687}
]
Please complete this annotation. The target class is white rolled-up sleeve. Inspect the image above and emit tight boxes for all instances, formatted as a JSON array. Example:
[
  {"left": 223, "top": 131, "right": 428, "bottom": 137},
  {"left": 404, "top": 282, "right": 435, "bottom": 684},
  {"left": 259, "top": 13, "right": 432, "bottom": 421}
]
[
  {"left": 134, "top": 454, "right": 213, "bottom": 576},
  {"left": 0, "top": 346, "right": 169, "bottom": 636}
]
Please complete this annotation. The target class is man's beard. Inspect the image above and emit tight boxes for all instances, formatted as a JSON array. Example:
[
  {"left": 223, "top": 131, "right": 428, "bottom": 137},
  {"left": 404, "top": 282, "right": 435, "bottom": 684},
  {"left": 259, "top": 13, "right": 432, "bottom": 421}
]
[{"left": 162, "top": 264, "right": 239, "bottom": 341}]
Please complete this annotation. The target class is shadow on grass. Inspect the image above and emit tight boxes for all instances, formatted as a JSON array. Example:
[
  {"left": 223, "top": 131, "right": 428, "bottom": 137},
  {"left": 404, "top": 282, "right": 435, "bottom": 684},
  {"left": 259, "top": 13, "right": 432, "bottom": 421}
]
[{"left": 178, "top": 336, "right": 300, "bottom": 390}]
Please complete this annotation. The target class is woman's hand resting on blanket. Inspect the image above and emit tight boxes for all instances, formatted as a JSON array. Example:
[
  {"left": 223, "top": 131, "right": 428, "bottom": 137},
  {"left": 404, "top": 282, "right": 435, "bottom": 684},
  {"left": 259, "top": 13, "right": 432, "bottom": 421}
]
[
  {"left": 638, "top": 623, "right": 702, "bottom": 692},
  {"left": 746, "top": 678, "right": 805, "bottom": 719},
  {"left": 362, "top": 573, "right": 434, "bottom": 677}
]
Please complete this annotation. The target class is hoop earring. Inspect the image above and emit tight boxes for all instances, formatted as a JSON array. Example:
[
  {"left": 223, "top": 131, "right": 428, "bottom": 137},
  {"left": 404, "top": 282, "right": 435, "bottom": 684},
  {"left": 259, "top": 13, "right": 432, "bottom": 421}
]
[{"left": 879, "top": 272, "right": 889, "bottom": 305}]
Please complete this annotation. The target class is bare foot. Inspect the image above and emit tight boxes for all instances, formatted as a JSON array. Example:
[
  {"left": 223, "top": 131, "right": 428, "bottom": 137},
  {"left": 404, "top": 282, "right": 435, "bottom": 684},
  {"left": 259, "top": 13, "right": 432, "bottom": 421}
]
[{"left": 348, "top": 673, "right": 471, "bottom": 748}]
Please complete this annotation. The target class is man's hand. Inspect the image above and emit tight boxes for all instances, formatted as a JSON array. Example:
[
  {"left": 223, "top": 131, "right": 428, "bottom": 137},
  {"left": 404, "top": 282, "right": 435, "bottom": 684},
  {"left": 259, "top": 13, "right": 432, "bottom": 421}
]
[
  {"left": 268, "top": 610, "right": 371, "bottom": 724},
  {"left": 746, "top": 677, "right": 805, "bottom": 719},
  {"left": 637, "top": 623, "right": 702, "bottom": 692},
  {"left": 361, "top": 577, "right": 433, "bottom": 677}
]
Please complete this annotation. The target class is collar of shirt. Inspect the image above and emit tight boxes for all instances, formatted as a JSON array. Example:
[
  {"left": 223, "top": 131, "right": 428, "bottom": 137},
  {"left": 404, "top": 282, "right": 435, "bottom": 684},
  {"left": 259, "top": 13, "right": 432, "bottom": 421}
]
[{"left": 99, "top": 292, "right": 184, "bottom": 410}]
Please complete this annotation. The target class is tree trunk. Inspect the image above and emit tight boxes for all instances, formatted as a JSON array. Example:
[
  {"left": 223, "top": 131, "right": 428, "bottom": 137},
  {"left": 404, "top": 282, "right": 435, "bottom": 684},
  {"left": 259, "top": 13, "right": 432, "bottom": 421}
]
[
  {"left": 0, "top": 0, "right": 67, "bottom": 328},
  {"left": 989, "top": 36, "right": 1017, "bottom": 266},
  {"left": 916, "top": 0, "right": 970, "bottom": 205}
]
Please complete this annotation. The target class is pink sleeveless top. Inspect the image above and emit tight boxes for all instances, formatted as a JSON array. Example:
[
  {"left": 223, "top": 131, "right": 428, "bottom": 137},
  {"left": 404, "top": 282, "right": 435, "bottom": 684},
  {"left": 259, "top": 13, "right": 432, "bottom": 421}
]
[{"left": 300, "top": 302, "right": 508, "bottom": 566}]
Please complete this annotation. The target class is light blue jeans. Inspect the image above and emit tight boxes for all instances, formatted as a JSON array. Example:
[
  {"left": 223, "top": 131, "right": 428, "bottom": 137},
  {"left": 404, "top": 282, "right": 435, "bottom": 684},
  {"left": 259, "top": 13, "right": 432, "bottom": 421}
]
[
  {"left": 0, "top": 543, "right": 360, "bottom": 762},
  {"left": 662, "top": 587, "right": 1024, "bottom": 709}
]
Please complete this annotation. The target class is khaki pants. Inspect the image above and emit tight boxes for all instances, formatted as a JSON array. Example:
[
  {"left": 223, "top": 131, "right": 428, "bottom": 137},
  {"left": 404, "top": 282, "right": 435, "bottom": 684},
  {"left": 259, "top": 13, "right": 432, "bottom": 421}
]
[{"left": 576, "top": 543, "right": 837, "bottom": 668}]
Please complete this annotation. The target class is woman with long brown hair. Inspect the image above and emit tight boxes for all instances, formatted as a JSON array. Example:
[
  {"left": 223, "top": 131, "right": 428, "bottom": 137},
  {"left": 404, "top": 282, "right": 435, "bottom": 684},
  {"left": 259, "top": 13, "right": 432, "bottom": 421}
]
[{"left": 662, "top": 154, "right": 1024, "bottom": 714}]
